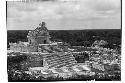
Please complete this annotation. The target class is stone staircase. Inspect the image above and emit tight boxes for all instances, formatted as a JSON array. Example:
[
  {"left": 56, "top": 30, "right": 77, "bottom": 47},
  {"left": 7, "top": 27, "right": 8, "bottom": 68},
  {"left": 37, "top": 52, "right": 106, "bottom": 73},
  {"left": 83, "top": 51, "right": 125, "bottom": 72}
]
[{"left": 44, "top": 53, "right": 77, "bottom": 68}]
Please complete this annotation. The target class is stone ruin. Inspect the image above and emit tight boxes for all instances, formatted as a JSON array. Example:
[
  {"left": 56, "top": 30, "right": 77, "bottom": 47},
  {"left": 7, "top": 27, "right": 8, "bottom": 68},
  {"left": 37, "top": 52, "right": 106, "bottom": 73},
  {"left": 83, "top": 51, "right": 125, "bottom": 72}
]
[
  {"left": 9, "top": 22, "right": 69, "bottom": 53},
  {"left": 27, "top": 22, "right": 50, "bottom": 45},
  {"left": 9, "top": 22, "right": 51, "bottom": 52},
  {"left": 8, "top": 22, "right": 90, "bottom": 74}
]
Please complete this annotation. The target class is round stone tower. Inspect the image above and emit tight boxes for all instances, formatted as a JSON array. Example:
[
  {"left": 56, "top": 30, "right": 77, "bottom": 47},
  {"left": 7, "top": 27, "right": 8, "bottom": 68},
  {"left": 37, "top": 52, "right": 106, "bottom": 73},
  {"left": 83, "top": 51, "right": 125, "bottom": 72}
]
[{"left": 27, "top": 22, "right": 50, "bottom": 45}]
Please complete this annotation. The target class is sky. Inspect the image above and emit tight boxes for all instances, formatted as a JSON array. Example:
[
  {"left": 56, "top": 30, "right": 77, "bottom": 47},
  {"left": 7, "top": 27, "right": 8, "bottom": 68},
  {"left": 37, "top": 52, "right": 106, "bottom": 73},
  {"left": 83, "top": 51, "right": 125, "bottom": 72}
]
[{"left": 7, "top": 0, "right": 121, "bottom": 30}]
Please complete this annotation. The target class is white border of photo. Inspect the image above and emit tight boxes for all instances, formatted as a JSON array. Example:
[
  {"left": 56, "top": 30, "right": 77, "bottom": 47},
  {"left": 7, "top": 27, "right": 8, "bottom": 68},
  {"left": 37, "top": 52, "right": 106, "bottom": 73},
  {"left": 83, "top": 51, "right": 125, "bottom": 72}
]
[{"left": 0, "top": 0, "right": 124, "bottom": 83}]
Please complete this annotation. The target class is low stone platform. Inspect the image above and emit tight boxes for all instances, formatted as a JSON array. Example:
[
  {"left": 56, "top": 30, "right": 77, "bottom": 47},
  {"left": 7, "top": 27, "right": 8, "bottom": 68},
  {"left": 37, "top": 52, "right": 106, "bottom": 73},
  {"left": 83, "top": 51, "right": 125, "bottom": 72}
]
[{"left": 25, "top": 64, "right": 92, "bottom": 78}]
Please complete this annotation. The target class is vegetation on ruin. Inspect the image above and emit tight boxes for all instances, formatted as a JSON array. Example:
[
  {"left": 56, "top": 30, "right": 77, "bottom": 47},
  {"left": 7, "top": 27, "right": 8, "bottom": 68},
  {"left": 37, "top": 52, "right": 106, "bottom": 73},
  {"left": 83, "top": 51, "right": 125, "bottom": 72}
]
[{"left": 7, "top": 29, "right": 121, "bottom": 81}]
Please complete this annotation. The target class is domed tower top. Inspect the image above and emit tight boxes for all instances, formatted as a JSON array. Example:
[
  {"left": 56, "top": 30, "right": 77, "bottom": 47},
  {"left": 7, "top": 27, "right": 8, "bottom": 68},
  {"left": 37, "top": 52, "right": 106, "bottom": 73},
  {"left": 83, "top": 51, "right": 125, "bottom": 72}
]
[
  {"left": 41, "top": 22, "right": 46, "bottom": 27},
  {"left": 35, "top": 22, "right": 48, "bottom": 32}
]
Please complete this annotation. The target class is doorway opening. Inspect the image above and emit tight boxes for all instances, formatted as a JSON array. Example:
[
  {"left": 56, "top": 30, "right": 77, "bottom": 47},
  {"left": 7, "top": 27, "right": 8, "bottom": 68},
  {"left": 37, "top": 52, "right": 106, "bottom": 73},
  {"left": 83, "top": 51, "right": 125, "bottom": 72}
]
[{"left": 44, "top": 40, "right": 46, "bottom": 44}]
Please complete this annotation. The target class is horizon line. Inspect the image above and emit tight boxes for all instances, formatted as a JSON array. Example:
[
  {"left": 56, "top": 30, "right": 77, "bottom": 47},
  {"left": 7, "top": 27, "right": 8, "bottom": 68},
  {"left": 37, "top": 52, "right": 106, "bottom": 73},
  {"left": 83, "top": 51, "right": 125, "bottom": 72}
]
[{"left": 7, "top": 28, "right": 121, "bottom": 31}]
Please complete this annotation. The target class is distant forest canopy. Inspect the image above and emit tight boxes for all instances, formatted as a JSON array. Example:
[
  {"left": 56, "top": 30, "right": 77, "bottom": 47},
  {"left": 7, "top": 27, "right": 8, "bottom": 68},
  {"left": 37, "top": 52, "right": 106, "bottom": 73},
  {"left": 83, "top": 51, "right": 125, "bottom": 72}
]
[{"left": 7, "top": 29, "right": 121, "bottom": 48}]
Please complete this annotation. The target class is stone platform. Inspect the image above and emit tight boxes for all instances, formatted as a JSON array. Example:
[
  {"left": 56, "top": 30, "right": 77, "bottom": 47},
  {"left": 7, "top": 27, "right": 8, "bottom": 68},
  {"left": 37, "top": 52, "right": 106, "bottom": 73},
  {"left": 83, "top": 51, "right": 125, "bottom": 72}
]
[{"left": 25, "top": 64, "right": 92, "bottom": 78}]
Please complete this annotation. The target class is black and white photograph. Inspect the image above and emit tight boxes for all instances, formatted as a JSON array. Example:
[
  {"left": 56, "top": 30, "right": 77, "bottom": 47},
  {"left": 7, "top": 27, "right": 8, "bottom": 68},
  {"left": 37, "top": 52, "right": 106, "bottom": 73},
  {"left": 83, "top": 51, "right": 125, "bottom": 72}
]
[{"left": 6, "top": 0, "right": 121, "bottom": 82}]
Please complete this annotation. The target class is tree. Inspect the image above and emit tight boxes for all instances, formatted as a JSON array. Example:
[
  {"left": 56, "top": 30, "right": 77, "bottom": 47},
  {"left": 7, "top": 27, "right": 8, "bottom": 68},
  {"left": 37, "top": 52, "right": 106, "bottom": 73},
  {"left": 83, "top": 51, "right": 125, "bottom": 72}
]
[{"left": 92, "top": 40, "right": 108, "bottom": 47}]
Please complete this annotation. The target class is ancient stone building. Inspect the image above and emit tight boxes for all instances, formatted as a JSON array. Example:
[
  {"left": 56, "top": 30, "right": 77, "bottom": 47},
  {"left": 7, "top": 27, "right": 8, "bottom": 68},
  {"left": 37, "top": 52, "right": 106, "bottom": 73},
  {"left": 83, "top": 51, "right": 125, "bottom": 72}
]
[
  {"left": 27, "top": 22, "right": 50, "bottom": 45},
  {"left": 9, "top": 22, "right": 51, "bottom": 52}
]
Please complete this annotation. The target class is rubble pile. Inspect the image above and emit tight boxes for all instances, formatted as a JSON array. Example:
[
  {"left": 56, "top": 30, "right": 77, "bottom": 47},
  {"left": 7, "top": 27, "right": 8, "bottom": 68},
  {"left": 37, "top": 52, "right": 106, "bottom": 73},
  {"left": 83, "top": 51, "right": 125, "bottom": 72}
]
[{"left": 87, "top": 47, "right": 121, "bottom": 73}]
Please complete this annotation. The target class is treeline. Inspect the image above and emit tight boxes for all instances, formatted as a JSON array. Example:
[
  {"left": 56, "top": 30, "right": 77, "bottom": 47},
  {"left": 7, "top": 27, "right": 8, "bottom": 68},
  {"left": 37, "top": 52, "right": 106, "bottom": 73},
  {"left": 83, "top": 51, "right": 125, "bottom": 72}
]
[{"left": 7, "top": 29, "right": 121, "bottom": 48}]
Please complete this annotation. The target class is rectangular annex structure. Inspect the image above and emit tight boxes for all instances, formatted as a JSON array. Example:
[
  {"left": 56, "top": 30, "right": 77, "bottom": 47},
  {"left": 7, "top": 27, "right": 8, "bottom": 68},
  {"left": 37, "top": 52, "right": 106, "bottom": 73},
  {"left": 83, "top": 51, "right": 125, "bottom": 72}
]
[{"left": 43, "top": 53, "right": 77, "bottom": 69}]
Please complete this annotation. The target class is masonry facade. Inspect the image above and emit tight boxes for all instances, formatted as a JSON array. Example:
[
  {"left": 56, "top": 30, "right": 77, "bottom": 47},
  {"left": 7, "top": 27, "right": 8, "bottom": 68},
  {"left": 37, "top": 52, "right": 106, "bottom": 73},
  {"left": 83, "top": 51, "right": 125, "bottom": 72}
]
[
  {"left": 27, "top": 22, "right": 50, "bottom": 45},
  {"left": 9, "top": 22, "right": 51, "bottom": 52}
]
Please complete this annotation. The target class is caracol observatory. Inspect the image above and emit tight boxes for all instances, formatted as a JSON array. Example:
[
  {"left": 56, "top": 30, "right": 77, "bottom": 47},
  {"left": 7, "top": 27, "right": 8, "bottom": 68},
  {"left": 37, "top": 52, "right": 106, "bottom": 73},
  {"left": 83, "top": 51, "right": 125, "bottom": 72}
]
[
  {"left": 27, "top": 22, "right": 50, "bottom": 45},
  {"left": 8, "top": 22, "right": 90, "bottom": 75},
  {"left": 9, "top": 22, "right": 66, "bottom": 52}
]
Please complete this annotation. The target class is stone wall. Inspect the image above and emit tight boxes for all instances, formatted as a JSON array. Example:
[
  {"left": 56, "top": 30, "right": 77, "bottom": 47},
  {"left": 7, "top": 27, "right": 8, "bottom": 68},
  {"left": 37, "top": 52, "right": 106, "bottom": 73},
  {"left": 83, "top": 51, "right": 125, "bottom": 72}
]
[
  {"left": 9, "top": 43, "right": 38, "bottom": 52},
  {"left": 20, "top": 53, "right": 44, "bottom": 70}
]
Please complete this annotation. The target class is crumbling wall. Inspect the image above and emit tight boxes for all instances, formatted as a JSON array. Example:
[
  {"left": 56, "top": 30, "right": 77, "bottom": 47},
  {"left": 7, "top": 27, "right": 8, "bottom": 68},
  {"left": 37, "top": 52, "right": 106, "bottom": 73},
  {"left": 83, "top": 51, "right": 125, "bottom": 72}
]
[{"left": 9, "top": 43, "right": 38, "bottom": 52}]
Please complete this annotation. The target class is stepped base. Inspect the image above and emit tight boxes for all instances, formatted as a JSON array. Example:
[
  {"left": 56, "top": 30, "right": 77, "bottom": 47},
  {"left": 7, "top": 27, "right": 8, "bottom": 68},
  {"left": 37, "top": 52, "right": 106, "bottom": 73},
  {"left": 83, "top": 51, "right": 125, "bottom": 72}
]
[{"left": 44, "top": 53, "right": 77, "bottom": 68}]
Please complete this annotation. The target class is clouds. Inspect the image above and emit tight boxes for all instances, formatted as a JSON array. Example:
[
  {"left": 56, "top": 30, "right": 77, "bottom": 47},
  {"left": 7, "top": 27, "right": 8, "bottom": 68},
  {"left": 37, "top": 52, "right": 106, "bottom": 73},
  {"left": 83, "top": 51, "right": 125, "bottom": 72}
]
[
  {"left": 7, "top": 0, "right": 121, "bottom": 30},
  {"left": 85, "top": 0, "right": 120, "bottom": 10},
  {"left": 58, "top": 0, "right": 120, "bottom": 19}
]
